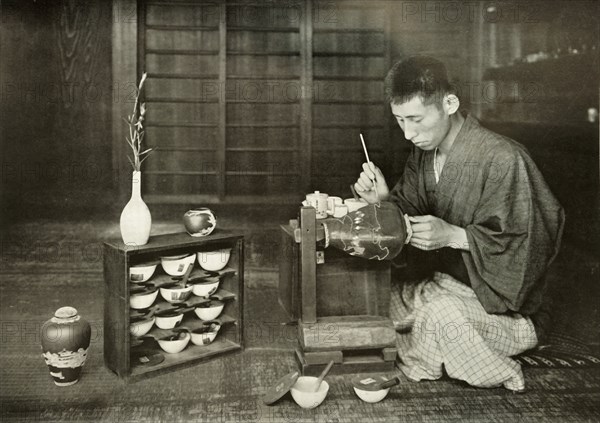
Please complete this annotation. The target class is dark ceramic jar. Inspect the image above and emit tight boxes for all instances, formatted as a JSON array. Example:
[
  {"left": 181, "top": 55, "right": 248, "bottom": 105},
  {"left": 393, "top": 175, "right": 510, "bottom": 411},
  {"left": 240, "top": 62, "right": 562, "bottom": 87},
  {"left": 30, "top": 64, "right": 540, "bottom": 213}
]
[{"left": 41, "top": 307, "right": 91, "bottom": 386}]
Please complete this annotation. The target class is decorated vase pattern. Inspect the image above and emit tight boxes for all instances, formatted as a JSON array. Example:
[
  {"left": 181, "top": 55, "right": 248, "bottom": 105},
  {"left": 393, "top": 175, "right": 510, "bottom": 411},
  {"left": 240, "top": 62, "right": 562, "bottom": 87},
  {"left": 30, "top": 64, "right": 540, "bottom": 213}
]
[
  {"left": 41, "top": 307, "right": 91, "bottom": 386},
  {"left": 183, "top": 208, "right": 217, "bottom": 237}
]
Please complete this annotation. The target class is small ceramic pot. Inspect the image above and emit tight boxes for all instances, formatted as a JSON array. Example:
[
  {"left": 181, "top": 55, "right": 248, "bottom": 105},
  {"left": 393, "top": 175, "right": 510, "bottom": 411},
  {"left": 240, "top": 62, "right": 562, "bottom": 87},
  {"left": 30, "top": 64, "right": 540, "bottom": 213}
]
[
  {"left": 302, "top": 191, "right": 329, "bottom": 219},
  {"left": 183, "top": 208, "right": 217, "bottom": 237}
]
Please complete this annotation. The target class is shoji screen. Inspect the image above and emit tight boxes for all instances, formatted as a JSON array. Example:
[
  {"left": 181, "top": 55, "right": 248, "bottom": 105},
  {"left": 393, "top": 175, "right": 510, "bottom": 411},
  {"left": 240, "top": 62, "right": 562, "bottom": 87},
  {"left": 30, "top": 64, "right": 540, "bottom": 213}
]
[{"left": 138, "top": 0, "right": 390, "bottom": 203}]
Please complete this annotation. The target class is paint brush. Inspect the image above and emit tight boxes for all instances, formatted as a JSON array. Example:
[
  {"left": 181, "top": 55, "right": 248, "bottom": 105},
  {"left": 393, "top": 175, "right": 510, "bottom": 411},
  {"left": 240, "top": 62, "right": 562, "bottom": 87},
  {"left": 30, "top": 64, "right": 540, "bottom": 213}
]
[{"left": 360, "top": 133, "right": 379, "bottom": 204}]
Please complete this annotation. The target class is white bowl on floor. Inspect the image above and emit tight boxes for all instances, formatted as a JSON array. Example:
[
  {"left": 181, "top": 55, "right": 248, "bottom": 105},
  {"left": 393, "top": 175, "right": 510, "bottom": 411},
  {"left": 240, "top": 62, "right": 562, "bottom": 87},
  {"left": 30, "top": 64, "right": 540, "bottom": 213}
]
[
  {"left": 290, "top": 376, "right": 329, "bottom": 409},
  {"left": 353, "top": 386, "right": 390, "bottom": 403}
]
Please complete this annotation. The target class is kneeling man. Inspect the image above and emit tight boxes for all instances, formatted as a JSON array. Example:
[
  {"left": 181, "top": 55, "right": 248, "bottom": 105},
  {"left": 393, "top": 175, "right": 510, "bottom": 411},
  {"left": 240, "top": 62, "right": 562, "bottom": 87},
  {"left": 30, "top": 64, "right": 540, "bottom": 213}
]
[{"left": 354, "top": 56, "right": 564, "bottom": 391}]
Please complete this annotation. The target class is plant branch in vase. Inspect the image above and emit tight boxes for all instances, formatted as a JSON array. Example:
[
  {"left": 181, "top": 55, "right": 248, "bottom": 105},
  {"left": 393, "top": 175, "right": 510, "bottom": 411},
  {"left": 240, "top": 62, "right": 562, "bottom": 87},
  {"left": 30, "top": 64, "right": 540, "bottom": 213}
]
[{"left": 120, "top": 72, "right": 154, "bottom": 246}]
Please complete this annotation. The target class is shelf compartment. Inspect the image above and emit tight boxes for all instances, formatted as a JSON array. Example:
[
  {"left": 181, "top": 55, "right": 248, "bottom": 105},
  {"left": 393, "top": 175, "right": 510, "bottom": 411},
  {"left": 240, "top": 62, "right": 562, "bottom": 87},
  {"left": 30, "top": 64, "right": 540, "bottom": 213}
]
[
  {"left": 142, "top": 313, "right": 237, "bottom": 341},
  {"left": 129, "top": 288, "right": 237, "bottom": 314},
  {"left": 134, "top": 267, "right": 237, "bottom": 288},
  {"left": 130, "top": 339, "right": 241, "bottom": 378}
]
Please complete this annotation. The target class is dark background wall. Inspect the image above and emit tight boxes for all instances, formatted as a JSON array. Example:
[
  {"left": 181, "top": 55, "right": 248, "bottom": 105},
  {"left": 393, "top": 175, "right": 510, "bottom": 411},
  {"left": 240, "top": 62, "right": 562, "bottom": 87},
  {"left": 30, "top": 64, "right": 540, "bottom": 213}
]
[
  {"left": 1, "top": 0, "right": 113, "bottom": 225},
  {"left": 1, "top": 0, "right": 598, "bottom": 251}
]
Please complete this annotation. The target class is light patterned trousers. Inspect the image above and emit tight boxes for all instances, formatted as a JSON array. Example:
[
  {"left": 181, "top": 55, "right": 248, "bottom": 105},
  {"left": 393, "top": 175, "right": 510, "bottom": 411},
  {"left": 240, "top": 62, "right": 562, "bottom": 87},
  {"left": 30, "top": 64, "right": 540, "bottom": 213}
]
[{"left": 390, "top": 272, "right": 538, "bottom": 391}]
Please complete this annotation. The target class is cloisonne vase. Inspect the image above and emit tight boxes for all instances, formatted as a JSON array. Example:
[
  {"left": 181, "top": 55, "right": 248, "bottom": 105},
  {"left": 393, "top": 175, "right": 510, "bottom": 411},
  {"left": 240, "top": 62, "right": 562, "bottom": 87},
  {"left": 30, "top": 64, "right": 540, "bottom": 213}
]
[
  {"left": 120, "top": 170, "right": 152, "bottom": 246},
  {"left": 41, "top": 307, "right": 91, "bottom": 386},
  {"left": 323, "top": 202, "right": 409, "bottom": 261}
]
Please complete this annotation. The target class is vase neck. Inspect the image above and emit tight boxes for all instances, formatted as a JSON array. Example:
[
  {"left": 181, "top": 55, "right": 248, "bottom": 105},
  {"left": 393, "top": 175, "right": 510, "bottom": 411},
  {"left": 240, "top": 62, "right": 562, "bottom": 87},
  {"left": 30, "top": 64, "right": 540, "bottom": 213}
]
[{"left": 131, "top": 171, "right": 142, "bottom": 198}]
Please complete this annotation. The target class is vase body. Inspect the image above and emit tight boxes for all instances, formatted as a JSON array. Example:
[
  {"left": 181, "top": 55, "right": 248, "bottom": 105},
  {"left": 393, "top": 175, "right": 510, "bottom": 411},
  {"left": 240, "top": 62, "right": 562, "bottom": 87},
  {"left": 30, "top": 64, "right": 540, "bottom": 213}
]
[
  {"left": 41, "top": 307, "right": 92, "bottom": 386},
  {"left": 323, "top": 201, "right": 407, "bottom": 261},
  {"left": 120, "top": 171, "right": 152, "bottom": 246}
]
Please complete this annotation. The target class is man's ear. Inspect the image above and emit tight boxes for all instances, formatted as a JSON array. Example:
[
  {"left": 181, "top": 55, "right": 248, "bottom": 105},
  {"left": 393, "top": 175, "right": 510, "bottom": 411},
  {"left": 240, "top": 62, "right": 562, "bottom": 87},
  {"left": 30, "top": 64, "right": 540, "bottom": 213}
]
[{"left": 443, "top": 94, "right": 460, "bottom": 115}]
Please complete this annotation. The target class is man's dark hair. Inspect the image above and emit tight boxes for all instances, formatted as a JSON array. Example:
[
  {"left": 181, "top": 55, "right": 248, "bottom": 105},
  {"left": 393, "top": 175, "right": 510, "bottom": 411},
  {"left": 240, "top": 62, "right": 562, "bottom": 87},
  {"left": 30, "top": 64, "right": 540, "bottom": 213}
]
[{"left": 384, "top": 56, "right": 453, "bottom": 105}]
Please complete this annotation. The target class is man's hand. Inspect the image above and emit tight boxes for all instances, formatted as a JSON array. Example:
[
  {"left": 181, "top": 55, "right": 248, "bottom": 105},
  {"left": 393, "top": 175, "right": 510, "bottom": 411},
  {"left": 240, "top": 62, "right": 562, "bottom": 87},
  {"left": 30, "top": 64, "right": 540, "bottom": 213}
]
[
  {"left": 408, "top": 215, "right": 469, "bottom": 251},
  {"left": 354, "top": 162, "right": 390, "bottom": 204}
]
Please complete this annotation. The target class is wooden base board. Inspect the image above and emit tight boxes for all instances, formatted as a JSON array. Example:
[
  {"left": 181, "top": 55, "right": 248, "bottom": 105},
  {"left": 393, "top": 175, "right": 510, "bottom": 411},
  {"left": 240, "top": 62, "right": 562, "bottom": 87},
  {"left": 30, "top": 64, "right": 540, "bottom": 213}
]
[
  {"left": 295, "top": 348, "right": 397, "bottom": 376},
  {"left": 298, "top": 315, "right": 397, "bottom": 352}
]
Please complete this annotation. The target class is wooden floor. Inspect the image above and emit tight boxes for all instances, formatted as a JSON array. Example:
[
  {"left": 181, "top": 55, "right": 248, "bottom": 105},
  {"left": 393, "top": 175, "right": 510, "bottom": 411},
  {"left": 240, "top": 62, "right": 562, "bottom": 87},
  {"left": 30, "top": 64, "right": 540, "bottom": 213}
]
[{"left": 1, "top": 217, "right": 599, "bottom": 422}]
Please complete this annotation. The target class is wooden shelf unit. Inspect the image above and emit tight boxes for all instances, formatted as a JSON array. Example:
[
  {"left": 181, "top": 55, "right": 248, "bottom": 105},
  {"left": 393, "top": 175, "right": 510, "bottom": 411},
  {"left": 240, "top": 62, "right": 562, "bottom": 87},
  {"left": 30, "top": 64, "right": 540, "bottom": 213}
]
[{"left": 103, "top": 231, "right": 244, "bottom": 381}]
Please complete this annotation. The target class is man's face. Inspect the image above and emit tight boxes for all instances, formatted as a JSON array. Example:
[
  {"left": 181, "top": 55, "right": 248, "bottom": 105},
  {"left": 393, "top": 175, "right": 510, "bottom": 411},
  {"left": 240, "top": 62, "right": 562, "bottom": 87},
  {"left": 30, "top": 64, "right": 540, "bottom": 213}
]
[{"left": 391, "top": 95, "right": 451, "bottom": 151}]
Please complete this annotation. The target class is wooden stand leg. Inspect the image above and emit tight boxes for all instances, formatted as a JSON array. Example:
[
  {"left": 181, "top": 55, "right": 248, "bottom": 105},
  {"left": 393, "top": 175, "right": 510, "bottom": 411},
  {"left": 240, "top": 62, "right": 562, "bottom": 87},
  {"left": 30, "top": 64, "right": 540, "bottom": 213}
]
[
  {"left": 381, "top": 347, "right": 398, "bottom": 362},
  {"left": 302, "top": 350, "right": 344, "bottom": 365}
]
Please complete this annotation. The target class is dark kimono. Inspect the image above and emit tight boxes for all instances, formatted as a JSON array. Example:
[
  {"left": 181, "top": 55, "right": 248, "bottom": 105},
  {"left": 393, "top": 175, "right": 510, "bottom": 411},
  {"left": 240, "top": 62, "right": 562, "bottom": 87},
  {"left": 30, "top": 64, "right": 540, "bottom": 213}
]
[{"left": 389, "top": 114, "right": 565, "bottom": 336}]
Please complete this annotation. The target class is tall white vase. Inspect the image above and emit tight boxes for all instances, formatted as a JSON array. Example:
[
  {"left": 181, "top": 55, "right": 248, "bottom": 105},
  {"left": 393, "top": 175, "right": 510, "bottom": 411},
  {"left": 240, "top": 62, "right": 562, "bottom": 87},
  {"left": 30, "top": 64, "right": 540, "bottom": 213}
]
[{"left": 120, "top": 171, "right": 151, "bottom": 246}]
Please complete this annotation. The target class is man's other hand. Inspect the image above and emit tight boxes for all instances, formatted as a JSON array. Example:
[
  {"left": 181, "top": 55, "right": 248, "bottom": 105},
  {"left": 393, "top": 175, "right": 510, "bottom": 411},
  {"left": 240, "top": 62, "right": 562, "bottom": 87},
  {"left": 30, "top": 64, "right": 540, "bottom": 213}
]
[{"left": 408, "top": 215, "right": 469, "bottom": 251}]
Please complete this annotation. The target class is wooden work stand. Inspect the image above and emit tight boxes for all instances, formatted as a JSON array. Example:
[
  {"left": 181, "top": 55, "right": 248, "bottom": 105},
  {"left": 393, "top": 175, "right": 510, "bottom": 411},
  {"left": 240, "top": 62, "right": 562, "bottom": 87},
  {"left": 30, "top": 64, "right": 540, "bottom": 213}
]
[{"left": 279, "top": 207, "right": 397, "bottom": 376}]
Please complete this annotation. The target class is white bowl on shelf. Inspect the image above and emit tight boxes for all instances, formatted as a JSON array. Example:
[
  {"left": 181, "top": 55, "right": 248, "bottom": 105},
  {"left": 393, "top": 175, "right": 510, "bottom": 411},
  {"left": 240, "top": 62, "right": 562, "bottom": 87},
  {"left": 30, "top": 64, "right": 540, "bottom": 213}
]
[
  {"left": 190, "top": 277, "right": 220, "bottom": 297},
  {"left": 190, "top": 323, "right": 220, "bottom": 346},
  {"left": 290, "top": 376, "right": 329, "bottom": 409},
  {"left": 160, "top": 285, "right": 193, "bottom": 304},
  {"left": 157, "top": 332, "right": 190, "bottom": 354},
  {"left": 161, "top": 254, "right": 195, "bottom": 276},
  {"left": 129, "top": 264, "right": 157, "bottom": 283},
  {"left": 129, "top": 289, "right": 158, "bottom": 310},
  {"left": 196, "top": 248, "right": 231, "bottom": 272},
  {"left": 155, "top": 310, "right": 184, "bottom": 329},
  {"left": 193, "top": 300, "right": 224, "bottom": 321},
  {"left": 129, "top": 316, "right": 155, "bottom": 337}
]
